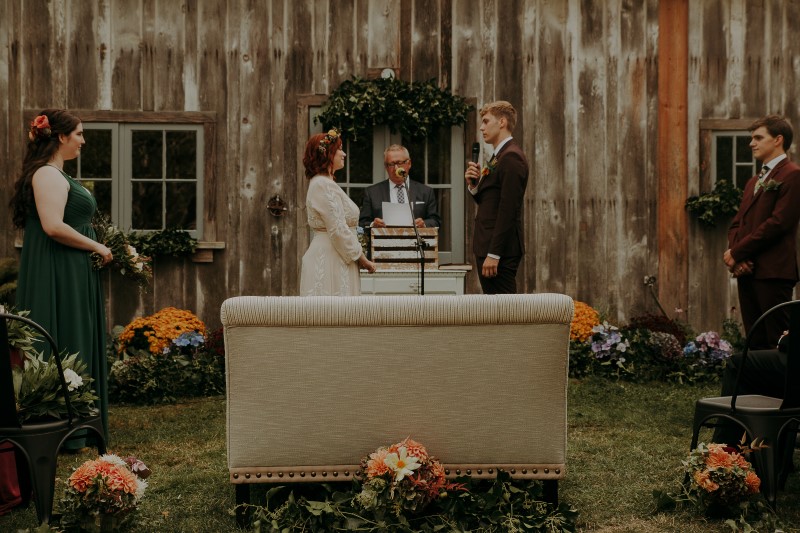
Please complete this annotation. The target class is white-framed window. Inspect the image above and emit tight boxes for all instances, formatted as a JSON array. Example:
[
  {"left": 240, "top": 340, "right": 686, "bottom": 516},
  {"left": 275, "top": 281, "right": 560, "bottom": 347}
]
[
  {"left": 63, "top": 123, "right": 204, "bottom": 237},
  {"left": 710, "top": 130, "right": 760, "bottom": 189},
  {"left": 308, "top": 109, "right": 465, "bottom": 264}
]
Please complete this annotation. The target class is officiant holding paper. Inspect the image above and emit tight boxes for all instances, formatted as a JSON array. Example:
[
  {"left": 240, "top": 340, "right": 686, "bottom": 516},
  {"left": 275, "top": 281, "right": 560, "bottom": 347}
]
[{"left": 359, "top": 145, "right": 442, "bottom": 229}]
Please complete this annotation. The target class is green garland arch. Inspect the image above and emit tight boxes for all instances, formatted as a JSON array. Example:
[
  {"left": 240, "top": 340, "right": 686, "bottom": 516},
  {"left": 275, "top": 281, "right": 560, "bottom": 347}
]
[{"left": 316, "top": 77, "right": 473, "bottom": 141}]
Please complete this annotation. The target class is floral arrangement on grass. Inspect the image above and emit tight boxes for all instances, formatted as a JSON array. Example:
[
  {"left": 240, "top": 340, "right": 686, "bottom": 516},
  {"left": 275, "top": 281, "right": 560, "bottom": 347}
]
[
  {"left": 654, "top": 440, "right": 778, "bottom": 529},
  {"left": 91, "top": 214, "right": 152, "bottom": 288},
  {"left": 109, "top": 313, "right": 222, "bottom": 404},
  {"left": 589, "top": 322, "right": 631, "bottom": 371},
  {"left": 570, "top": 301, "right": 600, "bottom": 342},
  {"left": 60, "top": 454, "right": 151, "bottom": 532},
  {"left": 355, "top": 438, "right": 465, "bottom": 516},
  {"left": 117, "top": 307, "right": 206, "bottom": 356},
  {"left": 13, "top": 351, "right": 98, "bottom": 423},
  {"left": 683, "top": 331, "right": 733, "bottom": 362},
  {"left": 248, "top": 441, "right": 578, "bottom": 531}
]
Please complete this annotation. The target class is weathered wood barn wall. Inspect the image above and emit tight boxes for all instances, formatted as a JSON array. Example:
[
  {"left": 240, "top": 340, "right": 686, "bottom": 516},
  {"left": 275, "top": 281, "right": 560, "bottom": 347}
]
[{"left": 1, "top": 0, "right": 799, "bottom": 331}]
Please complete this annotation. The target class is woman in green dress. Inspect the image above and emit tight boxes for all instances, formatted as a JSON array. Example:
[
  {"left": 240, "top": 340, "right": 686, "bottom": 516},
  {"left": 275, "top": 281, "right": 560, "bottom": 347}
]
[{"left": 10, "top": 109, "right": 113, "bottom": 444}]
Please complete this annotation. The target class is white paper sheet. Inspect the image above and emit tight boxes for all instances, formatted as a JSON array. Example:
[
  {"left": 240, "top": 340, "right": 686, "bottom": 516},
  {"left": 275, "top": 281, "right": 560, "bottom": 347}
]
[{"left": 381, "top": 201, "right": 414, "bottom": 227}]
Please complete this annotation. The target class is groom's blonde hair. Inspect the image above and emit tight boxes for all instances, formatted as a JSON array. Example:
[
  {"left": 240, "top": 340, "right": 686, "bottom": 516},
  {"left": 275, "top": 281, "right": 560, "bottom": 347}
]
[{"left": 480, "top": 101, "right": 517, "bottom": 133}]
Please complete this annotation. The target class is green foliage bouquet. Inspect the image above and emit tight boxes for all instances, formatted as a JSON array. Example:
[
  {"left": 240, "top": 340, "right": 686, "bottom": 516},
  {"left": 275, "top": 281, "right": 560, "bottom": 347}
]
[
  {"left": 248, "top": 440, "right": 578, "bottom": 532},
  {"left": 13, "top": 351, "right": 98, "bottom": 423},
  {"left": 91, "top": 214, "right": 152, "bottom": 287}
]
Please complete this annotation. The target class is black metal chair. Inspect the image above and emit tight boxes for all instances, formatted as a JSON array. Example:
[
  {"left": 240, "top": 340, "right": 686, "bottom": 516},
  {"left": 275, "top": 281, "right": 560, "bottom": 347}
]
[
  {"left": 690, "top": 300, "right": 800, "bottom": 508},
  {"left": 0, "top": 312, "right": 106, "bottom": 525}
]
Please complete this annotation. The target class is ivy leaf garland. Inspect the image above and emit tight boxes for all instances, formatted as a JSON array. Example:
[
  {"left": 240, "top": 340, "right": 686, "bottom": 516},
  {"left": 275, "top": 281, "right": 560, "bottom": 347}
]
[
  {"left": 316, "top": 77, "right": 473, "bottom": 141},
  {"left": 685, "top": 179, "right": 743, "bottom": 227}
]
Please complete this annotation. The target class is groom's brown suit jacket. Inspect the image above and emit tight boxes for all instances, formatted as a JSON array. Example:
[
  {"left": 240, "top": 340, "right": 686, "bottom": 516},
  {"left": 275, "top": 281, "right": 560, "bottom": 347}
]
[
  {"left": 471, "top": 140, "right": 529, "bottom": 258},
  {"left": 728, "top": 157, "right": 800, "bottom": 281}
]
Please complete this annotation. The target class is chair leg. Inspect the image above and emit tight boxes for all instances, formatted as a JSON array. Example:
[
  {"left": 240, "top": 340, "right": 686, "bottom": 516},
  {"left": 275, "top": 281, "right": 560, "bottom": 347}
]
[
  {"left": 23, "top": 445, "right": 60, "bottom": 524},
  {"left": 235, "top": 484, "right": 251, "bottom": 527},
  {"left": 542, "top": 480, "right": 558, "bottom": 507}
]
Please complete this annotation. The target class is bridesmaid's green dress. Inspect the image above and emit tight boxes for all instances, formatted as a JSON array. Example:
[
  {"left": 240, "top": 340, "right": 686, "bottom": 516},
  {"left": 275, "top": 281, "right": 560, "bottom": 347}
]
[{"left": 15, "top": 167, "right": 109, "bottom": 443}]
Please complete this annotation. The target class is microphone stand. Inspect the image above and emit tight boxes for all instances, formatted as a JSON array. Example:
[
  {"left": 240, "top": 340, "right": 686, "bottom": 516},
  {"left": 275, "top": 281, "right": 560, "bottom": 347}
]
[{"left": 398, "top": 170, "right": 426, "bottom": 295}]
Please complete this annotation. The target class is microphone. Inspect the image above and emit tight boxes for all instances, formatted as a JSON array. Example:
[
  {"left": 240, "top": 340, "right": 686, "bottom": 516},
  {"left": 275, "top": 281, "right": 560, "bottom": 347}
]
[
  {"left": 468, "top": 142, "right": 481, "bottom": 187},
  {"left": 471, "top": 142, "right": 481, "bottom": 164},
  {"left": 395, "top": 167, "right": 407, "bottom": 179}
]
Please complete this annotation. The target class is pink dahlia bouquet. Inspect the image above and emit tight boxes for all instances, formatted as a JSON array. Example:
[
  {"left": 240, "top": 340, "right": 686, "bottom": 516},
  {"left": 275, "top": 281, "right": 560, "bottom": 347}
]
[
  {"left": 354, "top": 438, "right": 466, "bottom": 516},
  {"left": 684, "top": 442, "right": 760, "bottom": 509},
  {"left": 60, "top": 454, "right": 151, "bottom": 531}
]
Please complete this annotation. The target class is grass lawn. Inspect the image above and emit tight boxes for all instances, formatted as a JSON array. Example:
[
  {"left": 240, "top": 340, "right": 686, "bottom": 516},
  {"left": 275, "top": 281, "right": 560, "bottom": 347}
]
[{"left": 2, "top": 378, "right": 799, "bottom": 532}]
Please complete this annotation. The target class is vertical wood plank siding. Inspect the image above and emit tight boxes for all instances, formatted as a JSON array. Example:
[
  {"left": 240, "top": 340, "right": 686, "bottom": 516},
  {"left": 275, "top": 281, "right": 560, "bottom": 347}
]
[{"left": 2, "top": 0, "right": 799, "bottom": 333}]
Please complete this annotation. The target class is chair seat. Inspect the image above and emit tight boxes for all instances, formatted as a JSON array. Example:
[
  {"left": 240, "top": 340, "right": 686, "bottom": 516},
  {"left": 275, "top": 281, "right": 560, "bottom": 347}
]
[{"left": 697, "top": 395, "right": 787, "bottom": 412}]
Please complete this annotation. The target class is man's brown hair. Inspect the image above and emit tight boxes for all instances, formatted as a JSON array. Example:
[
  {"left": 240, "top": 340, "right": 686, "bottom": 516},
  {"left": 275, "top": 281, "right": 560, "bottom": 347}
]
[
  {"left": 749, "top": 114, "right": 793, "bottom": 152},
  {"left": 479, "top": 101, "right": 517, "bottom": 133}
]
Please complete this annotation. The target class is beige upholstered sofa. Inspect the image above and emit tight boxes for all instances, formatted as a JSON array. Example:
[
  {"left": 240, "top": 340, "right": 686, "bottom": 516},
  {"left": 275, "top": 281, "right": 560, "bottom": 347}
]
[{"left": 221, "top": 293, "right": 573, "bottom": 511}]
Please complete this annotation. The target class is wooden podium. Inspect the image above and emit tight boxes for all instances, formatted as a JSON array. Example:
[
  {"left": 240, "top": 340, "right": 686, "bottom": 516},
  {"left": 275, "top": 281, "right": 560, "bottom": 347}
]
[
  {"left": 361, "top": 227, "right": 469, "bottom": 295},
  {"left": 369, "top": 227, "right": 438, "bottom": 270}
]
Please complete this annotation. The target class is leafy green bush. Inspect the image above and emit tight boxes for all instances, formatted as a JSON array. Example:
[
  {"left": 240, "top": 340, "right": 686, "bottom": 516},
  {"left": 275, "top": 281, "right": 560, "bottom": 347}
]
[
  {"left": 108, "top": 328, "right": 224, "bottom": 405},
  {"left": 128, "top": 227, "right": 197, "bottom": 258},
  {"left": 685, "top": 179, "right": 742, "bottom": 227},
  {"left": 248, "top": 471, "right": 578, "bottom": 532}
]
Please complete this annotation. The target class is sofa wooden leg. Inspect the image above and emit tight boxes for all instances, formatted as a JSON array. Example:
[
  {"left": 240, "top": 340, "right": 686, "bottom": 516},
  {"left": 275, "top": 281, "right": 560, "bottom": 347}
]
[
  {"left": 543, "top": 479, "right": 558, "bottom": 507},
  {"left": 235, "top": 484, "right": 251, "bottom": 527}
]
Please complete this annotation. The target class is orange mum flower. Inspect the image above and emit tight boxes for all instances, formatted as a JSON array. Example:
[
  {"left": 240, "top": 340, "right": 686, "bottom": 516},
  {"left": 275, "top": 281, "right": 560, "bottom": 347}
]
[
  {"left": 570, "top": 301, "right": 600, "bottom": 341},
  {"left": 745, "top": 470, "right": 761, "bottom": 493},
  {"left": 693, "top": 470, "right": 719, "bottom": 492},
  {"left": 366, "top": 448, "right": 390, "bottom": 477},
  {"left": 401, "top": 438, "right": 429, "bottom": 461},
  {"left": 705, "top": 447, "right": 735, "bottom": 469}
]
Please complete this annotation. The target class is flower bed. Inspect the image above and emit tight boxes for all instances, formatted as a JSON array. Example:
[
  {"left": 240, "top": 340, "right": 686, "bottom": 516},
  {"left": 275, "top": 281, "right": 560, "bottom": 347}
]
[
  {"left": 568, "top": 303, "right": 738, "bottom": 383},
  {"left": 109, "top": 309, "right": 223, "bottom": 404}
]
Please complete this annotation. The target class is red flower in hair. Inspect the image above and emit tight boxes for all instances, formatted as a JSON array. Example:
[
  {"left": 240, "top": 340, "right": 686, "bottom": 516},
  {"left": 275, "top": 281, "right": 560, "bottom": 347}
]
[{"left": 28, "top": 114, "right": 52, "bottom": 141}]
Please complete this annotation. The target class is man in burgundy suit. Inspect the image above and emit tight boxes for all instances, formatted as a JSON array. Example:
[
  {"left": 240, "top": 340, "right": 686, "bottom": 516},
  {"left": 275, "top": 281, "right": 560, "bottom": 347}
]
[
  {"left": 724, "top": 115, "right": 800, "bottom": 349},
  {"left": 464, "top": 101, "right": 529, "bottom": 294}
]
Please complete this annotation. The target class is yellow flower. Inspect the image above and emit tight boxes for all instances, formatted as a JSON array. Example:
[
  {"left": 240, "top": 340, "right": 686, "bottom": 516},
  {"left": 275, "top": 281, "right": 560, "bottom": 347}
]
[{"left": 570, "top": 301, "right": 600, "bottom": 341}]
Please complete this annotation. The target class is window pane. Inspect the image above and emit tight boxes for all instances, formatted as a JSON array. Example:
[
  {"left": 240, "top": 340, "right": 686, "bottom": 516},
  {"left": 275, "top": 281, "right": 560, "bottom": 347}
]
[
  {"left": 404, "top": 137, "right": 426, "bottom": 180},
  {"left": 736, "top": 166, "right": 753, "bottom": 190},
  {"left": 166, "top": 131, "right": 197, "bottom": 179},
  {"left": 165, "top": 182, "right": 197, "bottom": 229},
  {"left": 735, "top": 135, "right": 752, "bottom": 163},
  {"left": 131, "top": 182, "right": 163, "bottom": 230},
  {"left": 82, "top": 181, "right": 112, "bottom": 216},
  {"left": 82, "top": 129, "right": 112, "bottom": 179},
  {"left": 347, "top": 187, "right": 365, "bottom": 210},
  {"left": 132, "top": 131, "right": 163, "bottom": 180},
  {"left": 347, "top": 136, "right": 373, "bottom": 184},
  {"left": 427, "top": 127, "right": 451, "bottom": 185},
  {"left": 435, "top": 188, "right": 451, "bottom": 251},
  {"left": 715, "top": 136, "right": 732, "bottom": 184}
]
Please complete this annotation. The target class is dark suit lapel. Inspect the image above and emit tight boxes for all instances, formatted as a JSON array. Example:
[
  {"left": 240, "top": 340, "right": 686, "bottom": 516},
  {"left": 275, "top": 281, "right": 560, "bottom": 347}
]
[{"left": 740, "top": 159, "right": 789, "bottom": 217}]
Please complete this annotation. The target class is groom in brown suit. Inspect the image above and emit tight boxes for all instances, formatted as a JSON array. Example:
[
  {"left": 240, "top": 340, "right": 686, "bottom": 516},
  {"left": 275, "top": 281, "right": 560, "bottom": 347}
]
[
  {"left": 724, "top": 115, "right": 800, "bottom": 349},
  {"left": 464, "top": 101, "right": 529, "bottom": 294}
]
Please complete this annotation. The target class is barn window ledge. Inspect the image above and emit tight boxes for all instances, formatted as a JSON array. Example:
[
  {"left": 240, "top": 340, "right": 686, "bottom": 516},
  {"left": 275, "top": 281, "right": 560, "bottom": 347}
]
[{"left": 14, "top": 237, "right": 225, "bottom": 264}]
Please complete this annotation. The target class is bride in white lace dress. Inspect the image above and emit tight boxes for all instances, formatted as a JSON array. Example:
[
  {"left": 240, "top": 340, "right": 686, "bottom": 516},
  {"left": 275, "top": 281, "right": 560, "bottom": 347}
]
[{"left": 299, "top": 129, "right": 376, "bottom": 296}]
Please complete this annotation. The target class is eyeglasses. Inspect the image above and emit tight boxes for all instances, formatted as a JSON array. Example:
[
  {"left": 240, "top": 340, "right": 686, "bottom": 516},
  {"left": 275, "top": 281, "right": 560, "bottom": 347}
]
[{"left": 385, "top": 159, "right": 410, "bottom": 168}]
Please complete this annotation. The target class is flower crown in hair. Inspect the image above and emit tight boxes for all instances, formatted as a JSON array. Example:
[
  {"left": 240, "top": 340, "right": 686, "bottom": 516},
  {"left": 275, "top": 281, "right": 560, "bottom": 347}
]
[
  {"left": 318, "top": 128, "right": 340, "bottom": 153},
  {"left": 28, "top": 115, "right": 52, "bottom": 142}
]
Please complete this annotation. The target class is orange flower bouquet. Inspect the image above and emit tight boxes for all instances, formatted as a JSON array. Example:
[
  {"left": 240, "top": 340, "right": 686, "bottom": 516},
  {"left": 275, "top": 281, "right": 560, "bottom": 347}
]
[
  {"left": 683, "top": 442, "right": 760, "bottom": 509},
  {"left": 117, "top": 307, "right": 206, "bottom": 356},
  {"left": 60, "top": 454, "right": 151, "bottom": 532},
  {"left": 355, "top": 438, "right": 466, "bottom": 516}
]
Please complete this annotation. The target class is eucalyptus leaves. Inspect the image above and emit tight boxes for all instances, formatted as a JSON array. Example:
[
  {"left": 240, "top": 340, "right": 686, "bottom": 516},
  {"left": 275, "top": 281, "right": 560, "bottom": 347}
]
[{"left": 316, "top": 77, "right": 472, "bottom": 141}]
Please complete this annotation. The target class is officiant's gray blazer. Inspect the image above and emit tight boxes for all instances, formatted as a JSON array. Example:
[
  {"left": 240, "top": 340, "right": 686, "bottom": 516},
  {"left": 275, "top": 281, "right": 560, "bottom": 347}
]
[{"left": 358, "top": 178, "right": 441, "bottom": 228}]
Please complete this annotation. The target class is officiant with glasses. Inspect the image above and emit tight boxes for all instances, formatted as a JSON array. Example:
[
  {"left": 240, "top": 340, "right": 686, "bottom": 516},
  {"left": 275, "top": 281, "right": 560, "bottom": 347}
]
[{"left": 359, "top": 144, "right": 441, "bottom": 229}]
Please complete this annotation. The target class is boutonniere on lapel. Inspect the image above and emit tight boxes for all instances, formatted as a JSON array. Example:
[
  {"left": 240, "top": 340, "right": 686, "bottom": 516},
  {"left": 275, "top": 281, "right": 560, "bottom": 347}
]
[
  {"left": 755, "top": 178, "right": 781, "bottom": 193},
  {"left": 481, "top": 155, "right": 498, "bottom": 178}
]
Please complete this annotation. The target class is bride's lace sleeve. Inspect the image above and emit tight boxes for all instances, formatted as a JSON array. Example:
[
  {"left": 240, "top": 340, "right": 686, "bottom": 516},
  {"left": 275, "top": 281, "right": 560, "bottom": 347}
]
[{"left": 307, "top": 179, "right": 362, "bottom": 263}]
